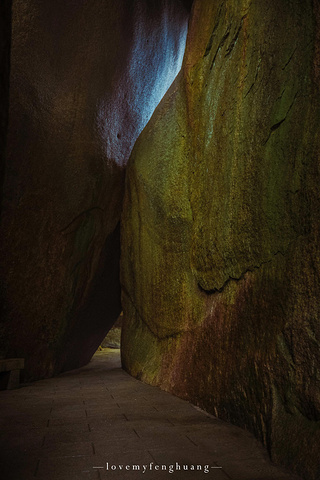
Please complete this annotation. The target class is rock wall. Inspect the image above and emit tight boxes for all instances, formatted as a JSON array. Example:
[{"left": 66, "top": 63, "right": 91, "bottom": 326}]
[
  {"left": 121, "top": 1, "right": 320, "bottom": 478},
  {"left": 0, "top": 0, "right": 11, "bottom": 216},
  {"left": 0, "top": 0, "right": 189, "bottom": 378},
  {"left": 0, "top": 1, "right": 12, "bottom": 357}
]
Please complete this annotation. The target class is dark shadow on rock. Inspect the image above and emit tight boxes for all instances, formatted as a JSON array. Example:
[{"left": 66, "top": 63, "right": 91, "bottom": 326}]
[{"left": 59, "top": 222, "right": 122, "bottom": 373}]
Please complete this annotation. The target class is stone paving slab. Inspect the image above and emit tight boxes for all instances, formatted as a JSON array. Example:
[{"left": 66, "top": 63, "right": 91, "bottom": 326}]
[{"left": 0, "top": 349, "right": 303, "bottom": 480}]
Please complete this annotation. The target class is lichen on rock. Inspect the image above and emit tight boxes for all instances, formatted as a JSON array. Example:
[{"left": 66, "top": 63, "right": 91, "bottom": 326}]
[{"left": 121, "top": 1, "right": 320, "bottom": 479}]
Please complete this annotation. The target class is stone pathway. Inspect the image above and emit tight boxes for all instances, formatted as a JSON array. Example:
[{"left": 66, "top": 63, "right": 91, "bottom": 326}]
[{"left": 0, "top": 349, "right": 302, "bottom": 480}]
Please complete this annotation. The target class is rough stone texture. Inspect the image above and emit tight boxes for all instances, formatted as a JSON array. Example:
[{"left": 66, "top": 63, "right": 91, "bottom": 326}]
[
  {"left": 0, "top": 0, "right": 12, "bottom": 358},
  {"left": 121, "top": 1, "right": 320, "bottom": 479},
  {"left": 0, "top": 0, "right": 11, "bottom": 216},
  {"left": 0, "top": 0, "right": 189, "bottom": 379}
]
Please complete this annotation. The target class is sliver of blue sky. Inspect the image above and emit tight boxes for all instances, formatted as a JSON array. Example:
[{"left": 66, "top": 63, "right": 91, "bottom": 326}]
[{"left": 97, "top": 2, "right": 189, "bottom": 167}]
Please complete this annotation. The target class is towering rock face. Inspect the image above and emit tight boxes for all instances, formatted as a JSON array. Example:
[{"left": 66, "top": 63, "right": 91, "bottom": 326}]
[
  {"left": 0, "top": 0, "right": 12, "bottom": 359},
  {"left": 0, "top": 0, "right": 189, "bottom": 378},
  {"left": 121, "top": 1, "right": 320, "bottom": 478},
  {"left": 0, "top": 0, "right": 11, "bottom": 215}
]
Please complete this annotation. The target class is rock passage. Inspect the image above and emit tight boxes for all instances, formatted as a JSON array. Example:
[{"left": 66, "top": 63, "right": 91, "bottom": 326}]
[{"left": 0, "top": 350, "right": 302, "bottom": 480}]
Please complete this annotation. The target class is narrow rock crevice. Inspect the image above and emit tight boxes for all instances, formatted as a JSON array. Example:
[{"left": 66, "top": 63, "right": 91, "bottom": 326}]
[
  {"left": 263, "top": 90, "right": 299, "bottom": 145},
  {"left": 197, "top": 249, "right": 287, "bottom": 295}
]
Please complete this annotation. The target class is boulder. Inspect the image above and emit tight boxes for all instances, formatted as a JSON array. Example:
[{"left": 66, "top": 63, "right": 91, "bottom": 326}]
[
  {"left": 0, "top": 0, "right": 12, "bottom": 358},
  {"left": 0, "top": 0, "right": 189, "bottom": 378},
  {"left": 121, "top": 1, "right": 320, "bottom": 478}
]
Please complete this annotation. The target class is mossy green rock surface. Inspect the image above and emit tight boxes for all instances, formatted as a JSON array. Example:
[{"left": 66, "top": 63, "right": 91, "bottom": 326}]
[{"left": 121, "top": 1, "right": 320, "bottom": 478}]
